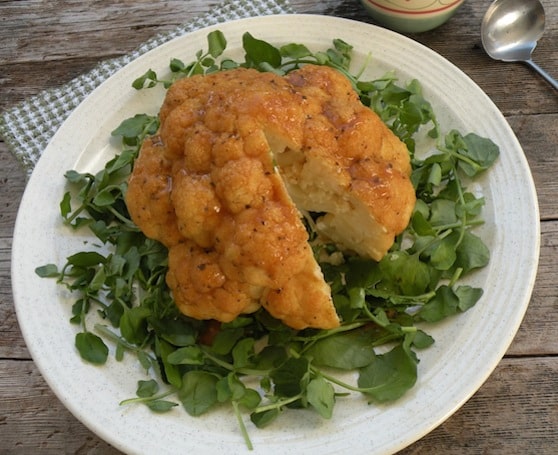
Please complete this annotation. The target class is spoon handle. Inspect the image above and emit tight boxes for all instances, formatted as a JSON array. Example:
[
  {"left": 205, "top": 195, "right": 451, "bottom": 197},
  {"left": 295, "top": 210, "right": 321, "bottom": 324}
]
[{"left": 525, "top": 60, "right": 558, "bottom": 91}]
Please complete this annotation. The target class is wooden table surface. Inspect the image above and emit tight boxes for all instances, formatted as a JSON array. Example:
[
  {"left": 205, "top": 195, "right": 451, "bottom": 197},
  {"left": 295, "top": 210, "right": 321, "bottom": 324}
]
[{"left": 1, "top": 1, "right": 557, "bottom": 453}]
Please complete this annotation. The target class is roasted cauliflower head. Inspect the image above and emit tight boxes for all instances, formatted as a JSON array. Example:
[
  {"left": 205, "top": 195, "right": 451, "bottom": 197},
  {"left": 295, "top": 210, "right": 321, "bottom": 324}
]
[{"left": 126, "top": 65, "right": 415, "bottom": 330}]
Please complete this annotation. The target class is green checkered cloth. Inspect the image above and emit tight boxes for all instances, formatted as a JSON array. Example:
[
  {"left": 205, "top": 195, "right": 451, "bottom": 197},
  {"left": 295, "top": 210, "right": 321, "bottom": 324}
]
[{"left": 0, "top": 0, "right": 294, "bottom": 178}]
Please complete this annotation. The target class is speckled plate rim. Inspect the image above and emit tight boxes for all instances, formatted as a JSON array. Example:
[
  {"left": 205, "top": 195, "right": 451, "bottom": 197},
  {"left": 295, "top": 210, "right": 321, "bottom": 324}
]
[{"left": 11, "top": 14, "right": 540, "bottom": 455}]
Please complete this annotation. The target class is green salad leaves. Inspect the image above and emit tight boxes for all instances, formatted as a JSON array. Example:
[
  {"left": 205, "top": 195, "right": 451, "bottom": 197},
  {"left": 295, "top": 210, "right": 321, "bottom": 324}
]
[{"left": 35, "top": 31, "right": 499, "bottom": 449}]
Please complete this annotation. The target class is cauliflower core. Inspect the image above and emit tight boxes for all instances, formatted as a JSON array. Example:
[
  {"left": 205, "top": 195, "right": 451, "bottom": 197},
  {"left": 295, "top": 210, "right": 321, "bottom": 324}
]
[{"left": 126, "top": 65, "right": 415, "bottom": 330}]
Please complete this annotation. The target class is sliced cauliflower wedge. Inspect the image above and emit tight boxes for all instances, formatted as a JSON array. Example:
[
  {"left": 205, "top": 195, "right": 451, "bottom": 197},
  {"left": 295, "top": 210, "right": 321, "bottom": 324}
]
[{"left": 125, "top": 65, "right": 415, "bottom": 330}]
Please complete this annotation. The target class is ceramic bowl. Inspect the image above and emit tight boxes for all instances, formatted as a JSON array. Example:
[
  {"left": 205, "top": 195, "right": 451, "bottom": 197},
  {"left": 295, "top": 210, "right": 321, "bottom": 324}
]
[{"left": 360, "top": 0, "right": 465, "bottom": 33}]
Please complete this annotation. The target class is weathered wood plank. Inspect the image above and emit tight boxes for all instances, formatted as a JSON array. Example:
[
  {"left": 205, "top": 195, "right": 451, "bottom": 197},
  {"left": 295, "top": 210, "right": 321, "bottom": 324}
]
[
  {"left": 0, "top": 359, "right": 120, "bottom": 454},
  {"left": 0, "top": 0, "right": 209, "bottom": 64},
  {"left": 399, "top": 356, "right": 558, "bottom": 454},
  {"left": 0, "top": 143, "right": 28, "bottom": 359},
  {"left": 1, "top": 356, "right": 556, "bottom": 453},
  {"left": 1, "top": 1, "right": 558, "bottom": 115},
  {"left": 508, "top": 114, "right": 558, "bottom": 220},
  {"left": 506, "top": 219, "right": 558, "bottom": 355},
  {"left": 0, "top": 143, "right": 26, "bottom": 235}
]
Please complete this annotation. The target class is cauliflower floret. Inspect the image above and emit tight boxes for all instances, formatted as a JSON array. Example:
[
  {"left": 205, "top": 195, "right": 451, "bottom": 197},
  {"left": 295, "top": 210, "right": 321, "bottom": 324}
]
[
  {"left": 171, "top": 169, "right": 221, "bottom": 248},
  {"left": 167, "top": 241, "right": 260, "bottom": 322},
  {"left": 126, "top": 136, "right": 182, "bottom": 246},
  {"left": 211, "top": 157, "right": 273, "bottom": 214},
  {"left": 126, "top": 65, "right": 415, "bottom": 330}
]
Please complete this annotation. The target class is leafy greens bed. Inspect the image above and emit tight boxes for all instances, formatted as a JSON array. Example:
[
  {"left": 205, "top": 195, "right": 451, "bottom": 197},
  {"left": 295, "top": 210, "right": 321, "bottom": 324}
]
[{"left": 36, "top": 31, "right": 499, "bottom": 449}]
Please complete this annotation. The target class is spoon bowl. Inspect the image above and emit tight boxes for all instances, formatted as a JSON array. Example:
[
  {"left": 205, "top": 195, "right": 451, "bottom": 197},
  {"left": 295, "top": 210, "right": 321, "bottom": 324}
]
[{"left": 481, "top": 0, "right": 558, "bottom": 90}]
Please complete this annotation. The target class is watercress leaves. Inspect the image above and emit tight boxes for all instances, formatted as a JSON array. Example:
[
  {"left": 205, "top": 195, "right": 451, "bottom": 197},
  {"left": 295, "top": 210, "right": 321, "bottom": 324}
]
[
  {"left": 75, "top": 332, "right": 109, "bottom": 365},
  {"left": 307, "top": 376, "right": 335, "bottom": 419},
  {"left": 178, "top": 371, "right": 219, "bottom": 416},
  {"left": 242, "top": 32, "right": 282, "bottom": 69},
  {"left": 306, "top": 330, "right": 377, "bottom": 370},
  {"left": 417, "top": 285, "right": 483, "bottom": 322},
  {"left": 358, "top": 345, "right": 417, "bottom": 402}
]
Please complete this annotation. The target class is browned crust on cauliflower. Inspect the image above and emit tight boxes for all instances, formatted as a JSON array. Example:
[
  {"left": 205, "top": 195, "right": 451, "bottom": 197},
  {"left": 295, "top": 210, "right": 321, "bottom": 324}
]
[{"left": 126, "top": 65, "right": 415, "bottom": 330}]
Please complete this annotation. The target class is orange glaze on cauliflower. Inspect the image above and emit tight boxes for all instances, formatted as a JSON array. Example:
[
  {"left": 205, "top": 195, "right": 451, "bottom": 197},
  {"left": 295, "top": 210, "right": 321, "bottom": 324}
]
[{"left": 125, "top": 65, "right": 416, "bottom": 330}]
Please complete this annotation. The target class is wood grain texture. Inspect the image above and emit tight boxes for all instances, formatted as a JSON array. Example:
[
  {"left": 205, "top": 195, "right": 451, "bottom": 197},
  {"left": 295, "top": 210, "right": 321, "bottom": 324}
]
[
  {"left": 0, "top": 359, "right": 120, "bottom": 454},
  {"left": 1, "top": 357, "right": 557, "bottom": 454},
  {"left": 508, "top": 221, "right": 558, "bottom": 356},
  {"left": 508, "top": 114, "right": 558, "bottom": 219},
  {"left": 1, "top": 0, "right": 557, "bottom": 453}
]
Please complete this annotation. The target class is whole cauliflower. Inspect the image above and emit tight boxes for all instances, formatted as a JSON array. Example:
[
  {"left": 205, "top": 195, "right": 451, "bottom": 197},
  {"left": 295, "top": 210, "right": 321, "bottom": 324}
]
[{"left": 126, "top": 65, "right": 415, "bottom": 330}]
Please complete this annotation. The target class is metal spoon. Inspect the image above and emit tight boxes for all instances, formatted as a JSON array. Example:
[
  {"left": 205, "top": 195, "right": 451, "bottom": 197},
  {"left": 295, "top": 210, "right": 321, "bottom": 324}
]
[{"left": 481, "top": 0, "right": 558, "bottom": 90}]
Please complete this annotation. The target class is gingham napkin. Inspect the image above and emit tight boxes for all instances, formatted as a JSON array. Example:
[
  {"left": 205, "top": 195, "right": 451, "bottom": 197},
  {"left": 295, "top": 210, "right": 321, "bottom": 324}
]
[{"left": 0, "top": 0, "right": 294, "bottom": 179}]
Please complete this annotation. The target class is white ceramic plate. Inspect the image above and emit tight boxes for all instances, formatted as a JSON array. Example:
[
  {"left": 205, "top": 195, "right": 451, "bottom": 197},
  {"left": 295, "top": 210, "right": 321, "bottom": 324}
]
[{"left": 12, "top": 14, "right": 540, "bottom": 455}]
